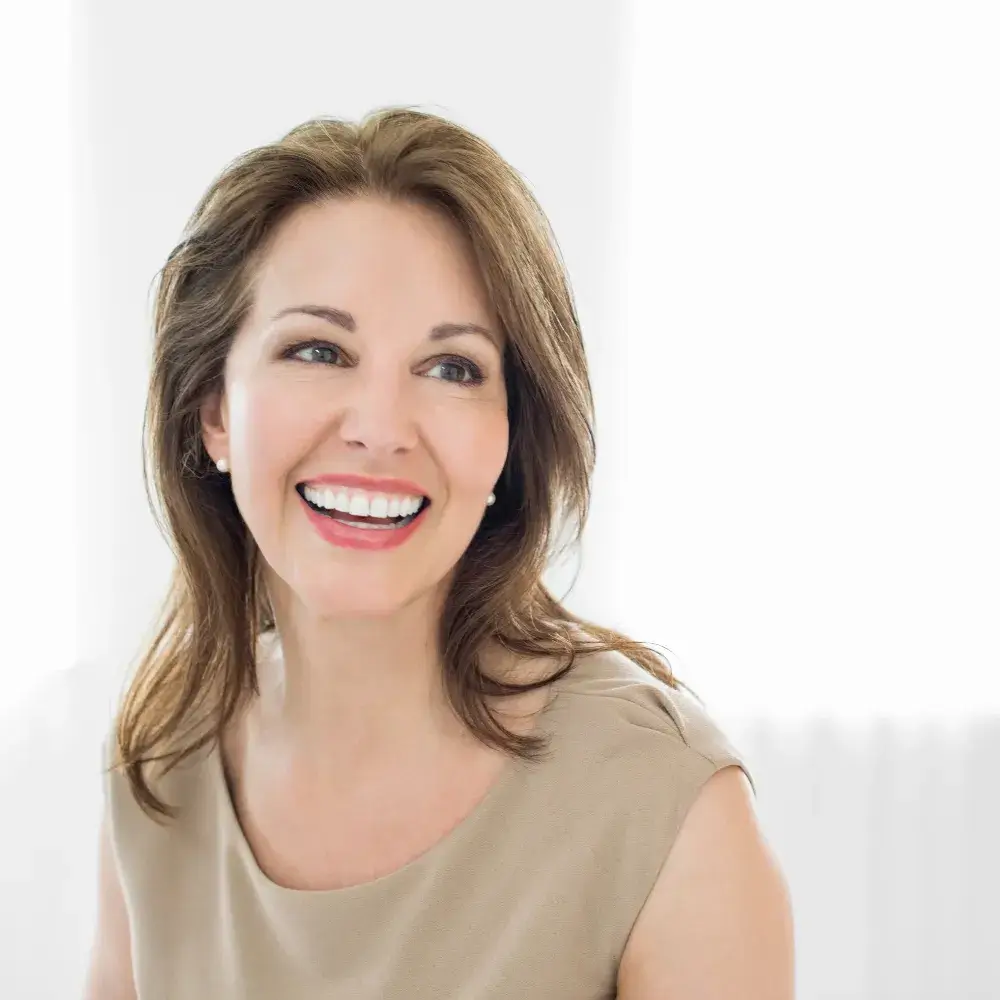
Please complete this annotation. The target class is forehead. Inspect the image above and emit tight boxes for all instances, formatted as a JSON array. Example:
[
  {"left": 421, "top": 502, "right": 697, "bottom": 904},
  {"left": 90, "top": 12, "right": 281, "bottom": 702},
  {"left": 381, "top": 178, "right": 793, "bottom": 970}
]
[{"left": 250, "top": 196, "right": 497, "bottom": 332}]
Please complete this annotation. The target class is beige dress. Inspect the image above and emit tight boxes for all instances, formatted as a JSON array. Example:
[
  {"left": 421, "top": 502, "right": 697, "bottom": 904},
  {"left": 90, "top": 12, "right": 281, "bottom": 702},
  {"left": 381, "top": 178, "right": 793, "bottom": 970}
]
[{"left": 103, "top": 648, "right": 755, "bottom": 999}]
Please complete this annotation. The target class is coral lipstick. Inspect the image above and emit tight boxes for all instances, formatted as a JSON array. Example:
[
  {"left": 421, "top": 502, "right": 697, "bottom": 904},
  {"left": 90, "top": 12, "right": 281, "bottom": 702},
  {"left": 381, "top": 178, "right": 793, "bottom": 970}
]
[{"left": 298, "top": 491, "right": 429, "bottom": 551}]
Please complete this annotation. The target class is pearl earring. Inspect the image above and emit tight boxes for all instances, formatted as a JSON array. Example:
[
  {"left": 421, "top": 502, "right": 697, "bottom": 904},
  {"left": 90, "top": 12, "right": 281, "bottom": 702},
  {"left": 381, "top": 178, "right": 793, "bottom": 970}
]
[
  {"left": 216, "top": 458, "right": 229, "bottom": 474},
  {"left": 486, "top": 492, "right": 495, "bottom": 506}
]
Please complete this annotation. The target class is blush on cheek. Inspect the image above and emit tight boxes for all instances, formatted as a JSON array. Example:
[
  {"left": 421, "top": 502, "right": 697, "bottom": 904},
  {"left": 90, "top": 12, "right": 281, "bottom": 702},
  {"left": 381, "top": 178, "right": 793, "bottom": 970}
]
[{"left": 448, "top": 416, "right": 508, "bottom": 494}]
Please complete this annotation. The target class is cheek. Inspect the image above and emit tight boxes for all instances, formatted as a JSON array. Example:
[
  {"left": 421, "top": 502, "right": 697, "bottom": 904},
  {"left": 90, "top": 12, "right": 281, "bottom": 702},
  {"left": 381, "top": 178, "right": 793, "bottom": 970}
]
[
  {"left": 232, "top": 383, "right": 314, "bottom": 477},
  {"left": 433, "top": 405, "right": 509, "bottom": 494}
]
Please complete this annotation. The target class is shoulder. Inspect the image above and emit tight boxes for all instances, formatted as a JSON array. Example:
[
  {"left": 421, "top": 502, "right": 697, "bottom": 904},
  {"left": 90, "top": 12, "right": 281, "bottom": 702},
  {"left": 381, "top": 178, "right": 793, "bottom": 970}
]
[
  {"left": 617, "top": 763, "right": 795, "bottom": 998},
  {"left": 551, "top": 651, "right": 792, "bottom": 995},
  {"left": 102, "top": 720, "right": 217, "bottom": 849},
  {"left": 554, "top": 648, "right": 757, "bottom": 798}
]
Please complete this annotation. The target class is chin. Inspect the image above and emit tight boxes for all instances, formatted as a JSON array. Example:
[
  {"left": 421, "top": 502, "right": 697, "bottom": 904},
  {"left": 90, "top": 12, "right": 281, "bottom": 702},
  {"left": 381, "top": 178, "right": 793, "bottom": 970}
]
[{"left": 302, "top": 573, "right": 438, "bottom": 620}]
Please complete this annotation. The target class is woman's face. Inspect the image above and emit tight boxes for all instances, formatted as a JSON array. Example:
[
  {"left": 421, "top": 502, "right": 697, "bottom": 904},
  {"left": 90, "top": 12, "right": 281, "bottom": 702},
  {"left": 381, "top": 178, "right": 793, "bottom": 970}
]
[{"left": 200, "top": 195, "right": 508, "bottom": 618}]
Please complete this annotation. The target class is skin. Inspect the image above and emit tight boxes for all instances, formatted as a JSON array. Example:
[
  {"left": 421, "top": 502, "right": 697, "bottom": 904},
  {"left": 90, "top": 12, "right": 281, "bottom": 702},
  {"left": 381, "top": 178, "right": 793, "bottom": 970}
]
[{"left": 200, "top": 194, "right": 541, "bottom": 805}]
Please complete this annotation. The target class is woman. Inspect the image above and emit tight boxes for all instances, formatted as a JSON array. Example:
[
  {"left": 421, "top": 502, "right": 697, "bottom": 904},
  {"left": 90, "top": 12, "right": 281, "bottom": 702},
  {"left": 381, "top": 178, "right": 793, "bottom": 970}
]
[{"left": 85, "top": 106, "right": 794, "bottom": 999}]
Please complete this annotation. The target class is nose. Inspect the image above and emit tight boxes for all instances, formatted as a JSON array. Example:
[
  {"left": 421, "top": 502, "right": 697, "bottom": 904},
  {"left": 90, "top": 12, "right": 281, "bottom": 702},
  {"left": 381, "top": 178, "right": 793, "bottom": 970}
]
[{"left": 336, "top": 367, "right": 419, "bottom": 456}]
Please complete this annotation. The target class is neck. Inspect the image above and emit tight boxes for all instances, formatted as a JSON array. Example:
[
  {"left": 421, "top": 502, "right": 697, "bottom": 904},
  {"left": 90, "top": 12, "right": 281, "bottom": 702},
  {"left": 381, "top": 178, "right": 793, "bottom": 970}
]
[
  {"left": 255, "top": 621, "right": 468, "bottom": 765},
  {"left": 235, "top": 579, "right": 546, "bottom": 789}
]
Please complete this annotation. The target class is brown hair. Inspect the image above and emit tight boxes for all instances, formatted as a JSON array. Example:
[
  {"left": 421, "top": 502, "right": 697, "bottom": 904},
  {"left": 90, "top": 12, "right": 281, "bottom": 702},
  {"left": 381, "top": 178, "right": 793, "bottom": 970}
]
[{"left": 112, "top": 104, "right": 699, "bottom": 822}]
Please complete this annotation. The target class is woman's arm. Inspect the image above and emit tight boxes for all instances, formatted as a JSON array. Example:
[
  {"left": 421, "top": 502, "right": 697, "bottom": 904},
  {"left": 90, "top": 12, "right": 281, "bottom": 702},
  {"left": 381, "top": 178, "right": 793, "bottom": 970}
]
[
  {"left": 81, "top": 807, "right": 137, "bottom": 1000},
  {"left": 617, "top": 765, "right": 796, "bottom": 999}
]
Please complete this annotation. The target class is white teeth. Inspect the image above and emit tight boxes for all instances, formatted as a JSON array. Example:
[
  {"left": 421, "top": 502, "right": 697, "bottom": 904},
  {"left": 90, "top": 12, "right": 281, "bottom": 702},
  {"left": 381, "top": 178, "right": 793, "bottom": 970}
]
[{"left": 302, "top": 485, "right": 426, "bottom": 517}]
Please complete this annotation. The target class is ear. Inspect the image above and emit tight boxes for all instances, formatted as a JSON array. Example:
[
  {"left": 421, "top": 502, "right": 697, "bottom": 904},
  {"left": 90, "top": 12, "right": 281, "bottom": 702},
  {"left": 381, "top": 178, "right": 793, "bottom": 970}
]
[{"left": 199, "top": 386, "right": 229, "bottom": 466}]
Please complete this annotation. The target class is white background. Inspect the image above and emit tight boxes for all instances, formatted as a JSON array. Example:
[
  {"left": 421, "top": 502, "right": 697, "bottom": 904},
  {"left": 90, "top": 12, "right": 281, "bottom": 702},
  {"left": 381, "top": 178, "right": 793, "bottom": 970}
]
[{"left": 1, "top": 1, "right": 997, "bottom": 998}]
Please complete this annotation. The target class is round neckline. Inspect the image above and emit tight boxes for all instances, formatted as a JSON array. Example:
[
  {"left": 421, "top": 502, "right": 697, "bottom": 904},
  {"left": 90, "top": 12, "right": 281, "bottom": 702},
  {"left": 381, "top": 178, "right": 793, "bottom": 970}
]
[{"left": 213, "top": 668, "right": 569, "bottom": 898}]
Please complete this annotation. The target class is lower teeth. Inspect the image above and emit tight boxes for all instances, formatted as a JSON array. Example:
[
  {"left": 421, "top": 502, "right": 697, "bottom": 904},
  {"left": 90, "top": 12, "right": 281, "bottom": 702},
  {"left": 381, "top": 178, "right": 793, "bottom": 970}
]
[
  {"left": 339, "top": 512, "right": 417, "bottom": 530},
  {"left": 313, "top": 506, "right": 419, "bottom": 530}
]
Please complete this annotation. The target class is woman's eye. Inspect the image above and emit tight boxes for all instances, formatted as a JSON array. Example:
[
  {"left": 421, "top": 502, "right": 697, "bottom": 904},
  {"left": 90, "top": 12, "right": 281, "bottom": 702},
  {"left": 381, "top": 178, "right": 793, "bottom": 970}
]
[
  {"left": 288, "top": 341, "right": 342, "bottom": 365},
  {"left": 426, "top": 357, "right": 484, "bottom": 385},
  {"left": 283, "top": 341, "right": 484, "bottom": 386}
]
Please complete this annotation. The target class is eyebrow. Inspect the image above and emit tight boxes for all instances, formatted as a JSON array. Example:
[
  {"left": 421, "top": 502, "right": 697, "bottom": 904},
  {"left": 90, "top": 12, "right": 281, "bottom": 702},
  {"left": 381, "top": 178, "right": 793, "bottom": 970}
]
[{"left": 271, "top": 304, "right": 501, "bottom": 352}]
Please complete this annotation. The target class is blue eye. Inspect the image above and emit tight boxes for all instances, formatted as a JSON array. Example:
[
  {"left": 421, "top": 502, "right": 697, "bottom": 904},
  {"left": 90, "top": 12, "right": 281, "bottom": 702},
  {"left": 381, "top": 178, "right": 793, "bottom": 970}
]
[
  {"left": 285, "top": 341, "right": 343, "bottom": 365},
  {"left": 426, "top": 357, "right": 485, "bottom": 385}
]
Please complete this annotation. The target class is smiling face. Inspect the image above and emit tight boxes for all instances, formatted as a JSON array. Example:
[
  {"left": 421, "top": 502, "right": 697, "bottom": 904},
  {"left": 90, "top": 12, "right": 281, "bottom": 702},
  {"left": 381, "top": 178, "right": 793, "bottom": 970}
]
[{"left": 200, "top": 195, "right": 509, "bottom": 619}]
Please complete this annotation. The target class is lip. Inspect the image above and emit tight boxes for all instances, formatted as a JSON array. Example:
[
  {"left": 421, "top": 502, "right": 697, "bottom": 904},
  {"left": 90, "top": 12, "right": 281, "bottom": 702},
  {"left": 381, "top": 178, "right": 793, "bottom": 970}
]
[
  {"left": 297, "top": 473, "right": 430, "bottom": 498},
  {"left": 299, "top": 472, "right": 430, "bottom": 499},
  {"left": 298, "top": 490, "right": 429, "bottom": 551}
]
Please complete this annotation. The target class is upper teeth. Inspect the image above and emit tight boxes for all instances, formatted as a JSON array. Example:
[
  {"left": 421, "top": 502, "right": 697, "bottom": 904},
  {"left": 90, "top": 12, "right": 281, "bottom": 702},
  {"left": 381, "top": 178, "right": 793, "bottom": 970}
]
[{"left": 302, "top": 485, "right": 425, "bottom": 518}]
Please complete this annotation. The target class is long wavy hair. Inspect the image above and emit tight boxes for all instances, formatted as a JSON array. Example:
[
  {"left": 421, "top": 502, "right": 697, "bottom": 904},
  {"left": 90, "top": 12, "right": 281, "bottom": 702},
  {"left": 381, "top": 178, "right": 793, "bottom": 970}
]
[{"left": 112, "top": 105, "right": 699, "bottom": 822}]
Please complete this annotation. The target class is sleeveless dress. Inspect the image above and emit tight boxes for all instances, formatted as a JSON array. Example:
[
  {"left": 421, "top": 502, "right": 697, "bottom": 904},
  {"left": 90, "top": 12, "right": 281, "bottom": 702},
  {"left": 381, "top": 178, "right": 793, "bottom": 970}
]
[{"left": 103, "top": 648, "right": 755, "bottom": 999}]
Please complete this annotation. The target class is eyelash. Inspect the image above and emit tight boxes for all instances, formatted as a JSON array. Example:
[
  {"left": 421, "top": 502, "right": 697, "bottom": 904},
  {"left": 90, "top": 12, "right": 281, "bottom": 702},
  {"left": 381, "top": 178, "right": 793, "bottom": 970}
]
[{"left": 280, "top": 339, "right": 486, "bottom": 387}]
